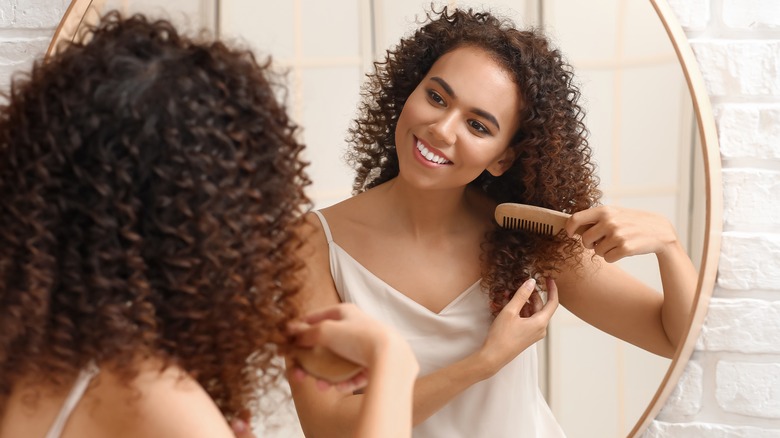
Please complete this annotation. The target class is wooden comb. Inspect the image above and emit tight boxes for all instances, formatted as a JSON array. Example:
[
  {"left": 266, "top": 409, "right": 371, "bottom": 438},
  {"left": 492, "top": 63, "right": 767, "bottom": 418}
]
[
  {"left": 289, "top": 345, "right": 363, "bottom": 383},
  {"left": 495, "top": 203, "right": 589, "bottom": 236}
]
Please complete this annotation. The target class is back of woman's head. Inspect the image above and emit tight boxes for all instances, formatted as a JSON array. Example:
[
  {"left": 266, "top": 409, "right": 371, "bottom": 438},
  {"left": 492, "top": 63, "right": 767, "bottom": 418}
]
[{"left": 0, "top": 11, "right": 309, "bottom": 418}]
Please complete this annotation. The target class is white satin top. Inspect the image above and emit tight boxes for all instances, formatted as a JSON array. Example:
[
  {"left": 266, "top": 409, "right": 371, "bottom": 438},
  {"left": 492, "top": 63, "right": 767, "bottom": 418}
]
[{"left": 313, "top": 211, "right": 565, "bottom": 438}]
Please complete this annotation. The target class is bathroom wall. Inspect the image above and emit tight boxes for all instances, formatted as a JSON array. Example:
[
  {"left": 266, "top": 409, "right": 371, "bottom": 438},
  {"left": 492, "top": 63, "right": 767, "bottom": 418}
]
[{"left": 2, "top": 1, "right": 779, "bottom": 436}]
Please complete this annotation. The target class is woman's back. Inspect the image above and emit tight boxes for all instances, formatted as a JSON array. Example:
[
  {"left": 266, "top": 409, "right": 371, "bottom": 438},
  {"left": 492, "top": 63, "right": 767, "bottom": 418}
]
[{"left": 0, "top": 359, "right": 233, "bottom": 438}]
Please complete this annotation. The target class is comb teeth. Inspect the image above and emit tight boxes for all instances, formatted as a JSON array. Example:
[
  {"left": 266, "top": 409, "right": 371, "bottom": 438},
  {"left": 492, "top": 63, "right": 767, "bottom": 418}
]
[{"left": 502, "top": 216, "right": 554, "bottom": 235}]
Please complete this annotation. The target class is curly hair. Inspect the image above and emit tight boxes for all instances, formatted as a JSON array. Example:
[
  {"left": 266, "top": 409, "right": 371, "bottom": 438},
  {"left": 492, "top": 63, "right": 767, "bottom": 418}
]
[
  {"left": 0, "top": 12, "right": 310, "bottom": 420},
  {"left": 346, "top": 7, "right": 601, "bottom": 314}
]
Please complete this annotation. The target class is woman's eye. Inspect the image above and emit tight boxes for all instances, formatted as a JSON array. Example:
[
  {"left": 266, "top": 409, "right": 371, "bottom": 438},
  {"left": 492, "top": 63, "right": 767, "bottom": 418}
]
[
  {"left": 469, "top": 120, "right": 489, "bottom": 134},
  {"left": 427, "top": 90, "right": 445, "bottom": 105}
]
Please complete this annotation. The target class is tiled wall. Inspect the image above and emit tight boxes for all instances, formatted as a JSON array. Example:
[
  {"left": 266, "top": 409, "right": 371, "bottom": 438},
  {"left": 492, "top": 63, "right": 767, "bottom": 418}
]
[{"left": 3, "top": 1, "right": 780, "bottom": 436}]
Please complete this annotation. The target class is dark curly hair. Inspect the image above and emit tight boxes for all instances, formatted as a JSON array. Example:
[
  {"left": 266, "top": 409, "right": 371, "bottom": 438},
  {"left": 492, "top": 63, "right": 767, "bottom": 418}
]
[
  {"left": 0, "top": 12, "right": 310, "bottom": 420},
  {"left": 346, "top": 7, "right": 601, "bottom": 313}
]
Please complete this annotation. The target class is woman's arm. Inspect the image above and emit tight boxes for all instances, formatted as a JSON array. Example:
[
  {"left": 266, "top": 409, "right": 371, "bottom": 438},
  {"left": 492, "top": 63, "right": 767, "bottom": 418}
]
[{"left": 560, "top": 206, "right": 697, "bottom": 357}]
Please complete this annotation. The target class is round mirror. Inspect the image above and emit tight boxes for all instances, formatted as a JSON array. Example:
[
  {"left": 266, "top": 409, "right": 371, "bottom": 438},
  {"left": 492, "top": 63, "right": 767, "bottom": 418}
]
[{"left": 49, "top": 1, "right": 721, "bottom": 437}]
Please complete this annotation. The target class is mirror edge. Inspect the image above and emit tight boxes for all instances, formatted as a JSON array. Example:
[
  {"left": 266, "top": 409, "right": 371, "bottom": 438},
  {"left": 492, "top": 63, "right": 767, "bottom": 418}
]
[
  {"left": 628, "top": 0, "right": 723, "bottom": 436},
  {"left": 46, "top": 0, "right": 104, "bottom": 59}
]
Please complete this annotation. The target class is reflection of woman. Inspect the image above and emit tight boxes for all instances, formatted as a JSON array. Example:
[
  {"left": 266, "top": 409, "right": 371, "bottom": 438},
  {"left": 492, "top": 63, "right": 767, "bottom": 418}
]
[
  {"left": 0, "top": 12, "right": 416, "bottom": 438},
  {"left": 288, "top": 7, "right": 697, "bottom": 438}
]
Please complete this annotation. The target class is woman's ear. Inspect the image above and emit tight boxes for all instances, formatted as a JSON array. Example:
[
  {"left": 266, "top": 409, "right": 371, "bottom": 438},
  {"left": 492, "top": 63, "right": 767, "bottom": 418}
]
[{"left": 487, "top": 147, "right": 517, "bottom": 177}]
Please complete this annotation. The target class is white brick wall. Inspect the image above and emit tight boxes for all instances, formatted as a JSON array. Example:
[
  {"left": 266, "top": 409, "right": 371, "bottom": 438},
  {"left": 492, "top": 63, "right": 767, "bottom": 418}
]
[
  {"left": 700, "top": 298, "right": 780, "bottom": 352},
  {"left": 715, "top": 104, "right": 780, "bottom": 160},
  {"left": 716, "top": 361, "right": 780, "bottom": 418},
  {"left": 722, "top": 0, "right": 780, "bottom": 30},
  {"left": 649, "top": 0, "right": 780, "bottom": 436},
  {"left": 2, "top": 1, "right": 780, "bottom": 437},
  {"left": 0, "top": 0, "right": 66, "bottom": 97}
]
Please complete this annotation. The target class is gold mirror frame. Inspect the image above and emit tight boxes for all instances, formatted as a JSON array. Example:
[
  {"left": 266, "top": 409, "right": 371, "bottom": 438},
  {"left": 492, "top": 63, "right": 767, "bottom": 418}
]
[
  {"left": 46, "top": 0, "right": 104, "bottom": 57},
  {"left": 47, "top": 1, "right": 723, "bottom": 436}
]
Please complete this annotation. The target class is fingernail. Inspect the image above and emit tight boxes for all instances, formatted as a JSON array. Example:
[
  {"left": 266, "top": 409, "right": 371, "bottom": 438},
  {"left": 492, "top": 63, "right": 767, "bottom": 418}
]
[
  {"left": 525, "top": 278, "right": 536, "bottom": 289},
  {"left": 231, "top": 419, "right": 247, "bottom": 433}
]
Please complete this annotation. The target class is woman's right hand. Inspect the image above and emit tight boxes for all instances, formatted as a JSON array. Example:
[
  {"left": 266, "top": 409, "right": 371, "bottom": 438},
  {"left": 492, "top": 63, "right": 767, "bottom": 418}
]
[
  {"left": 478, "top": 278, "right": 559, "bottom": 374},
  {"left": 289, "top": 303, "right": 418, "bottom": 392}
]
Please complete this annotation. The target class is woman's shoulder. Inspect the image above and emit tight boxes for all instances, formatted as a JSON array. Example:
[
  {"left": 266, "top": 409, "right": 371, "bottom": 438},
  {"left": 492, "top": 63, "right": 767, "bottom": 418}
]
[
  {"left": 323, "top": 184, "right": 390, "bottom": 223},
  {"left": 322, "top": 188, "right": 377, "bottom": 216},
  {"left": 84, "top": 359, "right": 234, "bottom": 438}
]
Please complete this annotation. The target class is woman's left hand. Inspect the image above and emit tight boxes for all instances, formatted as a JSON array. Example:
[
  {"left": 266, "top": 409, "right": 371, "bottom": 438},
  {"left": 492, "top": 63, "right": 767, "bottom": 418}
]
[{"left": 564, "top": 206, "right": 679, "bottom": 263}]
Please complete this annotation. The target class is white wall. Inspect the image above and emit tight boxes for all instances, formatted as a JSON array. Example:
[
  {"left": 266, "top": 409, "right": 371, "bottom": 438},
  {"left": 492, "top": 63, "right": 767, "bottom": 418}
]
[{"left": 4, "top": 0, "right": 780, "bottom": 436}]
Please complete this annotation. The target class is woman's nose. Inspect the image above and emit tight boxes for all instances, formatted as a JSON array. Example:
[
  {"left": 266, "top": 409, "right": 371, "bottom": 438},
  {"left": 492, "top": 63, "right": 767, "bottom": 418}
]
[{"left": 429, "top": 112, "right": 457, "bottom": 146}]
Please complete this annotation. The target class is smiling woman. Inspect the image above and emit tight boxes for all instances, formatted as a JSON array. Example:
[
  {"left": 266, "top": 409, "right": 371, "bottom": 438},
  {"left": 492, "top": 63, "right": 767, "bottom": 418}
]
[
  {"left": 44, "top": 1, "right": 721, "bottom": 437},
  {"left": 394, "top": 48, "right": 522, "bottom": 190},
  {"left": 231, "top": 2, "right": 716, "bottom": 437}
]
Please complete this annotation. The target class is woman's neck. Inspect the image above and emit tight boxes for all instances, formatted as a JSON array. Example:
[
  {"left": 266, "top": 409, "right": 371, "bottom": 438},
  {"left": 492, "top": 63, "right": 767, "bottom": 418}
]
[{"left": 376, "top": 178, "right": 488, "bottom": 238}]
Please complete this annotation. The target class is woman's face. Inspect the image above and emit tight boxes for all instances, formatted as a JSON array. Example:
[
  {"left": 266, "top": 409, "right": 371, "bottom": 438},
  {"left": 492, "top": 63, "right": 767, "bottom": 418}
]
[{"left": 394, "top": 45, "right": 522, "bottom": 191}]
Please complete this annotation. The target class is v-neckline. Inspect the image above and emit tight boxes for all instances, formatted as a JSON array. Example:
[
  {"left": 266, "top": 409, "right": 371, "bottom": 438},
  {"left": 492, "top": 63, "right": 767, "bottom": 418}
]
[{"left": 330, "top": 241, "right": 482, "bottom": 316}]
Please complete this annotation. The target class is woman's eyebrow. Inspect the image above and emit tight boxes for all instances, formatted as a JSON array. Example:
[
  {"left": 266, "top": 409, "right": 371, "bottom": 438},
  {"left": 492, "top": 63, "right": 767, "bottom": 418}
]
[
  {"left": 430, "top": 76, "right": 501, "bottom": 131},
  {"left": 431, "top": 76, "right": 456, "bottom": 98}
]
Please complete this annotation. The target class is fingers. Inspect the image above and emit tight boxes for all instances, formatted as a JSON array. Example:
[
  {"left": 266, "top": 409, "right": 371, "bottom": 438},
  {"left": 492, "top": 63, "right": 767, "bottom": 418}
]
[
  {"left": 565, "top": 208, "right": 599, "bottom": 237},
  {"left": 519, "top": 290, "right": 543, "bottom": 318},
  {"left": 578, "top": 222, "right": 605, "bottom": 250},
  {"left": 290, "top": 321, "right": 328, "bottom": 348},
  {"left": 569, "top": 206, "right": 679, "bottom": 262},
  {"left": 503, "top": 278, "right": 537, "bottom": 314},
  {"left": 529, "top": 289, "right": 544, "bottom": 314},
  {"left": 571, "top": 211, "right": 633, "bottom": 262},
  {"left": 288, "top": 303, "right": 358, "bottom": 346},
  {"left": 537, "top": 277, "right": 559, "bottom": 319},
  {"left": 300, "top": 304, "right": 348, "bottom": 325},
  {"left": 503, "top": 277, "right": 562, "bottom": 320},
  {"left": 332, "top": 371, "right": 368, "bottom": 393},
  {"left": 299, "top": 369, "right": 368, "bottom": 393}
]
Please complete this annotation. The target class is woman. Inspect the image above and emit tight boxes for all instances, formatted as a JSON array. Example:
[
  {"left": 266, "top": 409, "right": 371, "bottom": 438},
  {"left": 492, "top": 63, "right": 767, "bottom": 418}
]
[
  {"left": 0, "top": 12, "right": 417, "bottom": 438},
  {"left": 288, "top": 7, "right": 697, "bottom": 438}
]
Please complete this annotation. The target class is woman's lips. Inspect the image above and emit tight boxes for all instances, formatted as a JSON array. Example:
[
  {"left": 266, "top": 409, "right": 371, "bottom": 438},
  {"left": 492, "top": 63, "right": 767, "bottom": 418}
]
[{"left": 414, "top": 137, "right": 452, "bottom": 165}]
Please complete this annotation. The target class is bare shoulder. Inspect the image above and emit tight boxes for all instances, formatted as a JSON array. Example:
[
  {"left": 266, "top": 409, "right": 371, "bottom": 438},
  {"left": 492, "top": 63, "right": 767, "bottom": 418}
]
[
  {"left": 83, "top": 360, "right": 233, "bottom": 438},
  {"left": 319, "top": 188, "right": 393, "bottom": 241},
  {"left": 320, "top": 190, "right": 376, "bottom": 223},
  {"left": 295, "top": 210, "right": 344, "bottom": 312},
  {"left": 299, "top": 210, "right": 332, "bottom": 255}
]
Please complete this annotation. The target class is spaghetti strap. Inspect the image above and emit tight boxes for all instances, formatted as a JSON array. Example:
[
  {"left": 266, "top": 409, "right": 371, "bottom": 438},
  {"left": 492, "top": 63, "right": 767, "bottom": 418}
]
[
  {"left": 45, "top": 361, "right": 100, "bottom": 438},
  {"left": 311, "top": 210, "right": 334, "bottom": 243}
]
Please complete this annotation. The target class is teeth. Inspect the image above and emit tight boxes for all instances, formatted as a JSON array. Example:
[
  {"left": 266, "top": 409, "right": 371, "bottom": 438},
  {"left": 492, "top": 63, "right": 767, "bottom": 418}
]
[{"left": 416, "top": 140, "right": 450, "bottom": 164}]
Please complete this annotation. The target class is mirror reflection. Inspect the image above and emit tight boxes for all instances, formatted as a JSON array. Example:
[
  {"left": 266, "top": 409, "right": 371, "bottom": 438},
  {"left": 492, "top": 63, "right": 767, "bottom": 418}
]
[
  {"left": 48, "top": 1, "right": 706, "bottom": 437},
  {"left": 219, "top": 2, "right": 704, "bottom": 437}
]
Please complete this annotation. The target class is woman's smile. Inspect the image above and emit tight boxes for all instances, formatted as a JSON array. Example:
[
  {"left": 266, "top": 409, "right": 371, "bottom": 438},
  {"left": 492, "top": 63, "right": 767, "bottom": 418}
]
[{"left": 414, "top": 136, "right": 452, "bottom": 166}]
